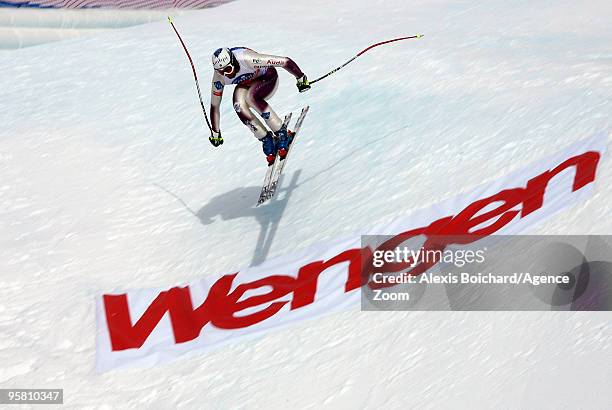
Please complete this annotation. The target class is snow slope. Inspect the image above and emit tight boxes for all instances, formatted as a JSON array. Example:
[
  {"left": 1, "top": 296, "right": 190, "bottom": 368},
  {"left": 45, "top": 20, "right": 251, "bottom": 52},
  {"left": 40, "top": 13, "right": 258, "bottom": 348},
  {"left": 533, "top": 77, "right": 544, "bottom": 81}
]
[
  {"left": 1, "top": 0, "right": 611, "bottom": 408},
  {"left": 0, "top": 9, "right": 176, "bottom": 49}
]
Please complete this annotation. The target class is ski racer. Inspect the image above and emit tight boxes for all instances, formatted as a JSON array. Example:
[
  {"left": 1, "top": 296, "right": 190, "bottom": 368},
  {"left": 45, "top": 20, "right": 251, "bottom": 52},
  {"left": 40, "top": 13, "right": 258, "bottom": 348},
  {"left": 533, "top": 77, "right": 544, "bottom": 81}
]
[{"left": 209, "top": 47, "right": 311, "bottom": 164}]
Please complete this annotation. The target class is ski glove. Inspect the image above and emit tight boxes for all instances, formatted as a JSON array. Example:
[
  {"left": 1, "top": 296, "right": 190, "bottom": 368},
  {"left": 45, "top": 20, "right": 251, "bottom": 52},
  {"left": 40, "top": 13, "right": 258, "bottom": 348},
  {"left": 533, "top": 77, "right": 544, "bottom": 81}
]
[
  {"left": 209, "top": 130, "right": 224, "bottom": 147},
  {"left": 296, "top": 75, "right": 311, "bottom": 93}
]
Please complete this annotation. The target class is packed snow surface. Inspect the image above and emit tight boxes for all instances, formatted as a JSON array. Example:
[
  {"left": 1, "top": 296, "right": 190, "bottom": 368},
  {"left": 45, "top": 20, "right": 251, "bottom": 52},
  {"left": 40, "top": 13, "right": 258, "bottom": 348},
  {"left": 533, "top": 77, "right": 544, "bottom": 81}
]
[{"left": 1, "top": 0, "right": 611, "bottom": 408}]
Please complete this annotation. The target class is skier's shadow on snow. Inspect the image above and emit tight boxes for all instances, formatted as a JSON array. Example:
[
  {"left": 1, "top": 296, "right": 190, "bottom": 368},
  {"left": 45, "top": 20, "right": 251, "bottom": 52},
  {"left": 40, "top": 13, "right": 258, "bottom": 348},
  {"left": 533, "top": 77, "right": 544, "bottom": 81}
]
[{"left": 196, "top": 169, "right": 302, "bottom": 266}]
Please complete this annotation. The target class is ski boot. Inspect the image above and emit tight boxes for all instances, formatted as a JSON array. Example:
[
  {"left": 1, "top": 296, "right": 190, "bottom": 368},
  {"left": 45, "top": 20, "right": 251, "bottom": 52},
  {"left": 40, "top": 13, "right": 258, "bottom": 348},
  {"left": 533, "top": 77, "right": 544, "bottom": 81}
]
[
  {"left": 275, "top": 125, "right": 295, "bottom": 160},
  {"left": 261, "top": 132, "right": 277, "bottom": 166}
]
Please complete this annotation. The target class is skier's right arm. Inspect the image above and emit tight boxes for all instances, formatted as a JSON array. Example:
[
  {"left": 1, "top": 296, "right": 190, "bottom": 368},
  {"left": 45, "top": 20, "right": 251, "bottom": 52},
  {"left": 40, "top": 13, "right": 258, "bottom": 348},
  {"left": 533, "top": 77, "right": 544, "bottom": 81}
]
[{"left": 209, "top": 74, "right": 225, "bottom": 147}]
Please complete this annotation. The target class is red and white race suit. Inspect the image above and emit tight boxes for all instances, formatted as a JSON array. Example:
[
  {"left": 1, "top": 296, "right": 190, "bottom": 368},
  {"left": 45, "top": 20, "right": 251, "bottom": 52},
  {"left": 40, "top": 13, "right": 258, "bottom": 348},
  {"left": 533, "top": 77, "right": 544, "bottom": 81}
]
[{"left": 210, "top": 47, "right": 305, "bottom": 139}]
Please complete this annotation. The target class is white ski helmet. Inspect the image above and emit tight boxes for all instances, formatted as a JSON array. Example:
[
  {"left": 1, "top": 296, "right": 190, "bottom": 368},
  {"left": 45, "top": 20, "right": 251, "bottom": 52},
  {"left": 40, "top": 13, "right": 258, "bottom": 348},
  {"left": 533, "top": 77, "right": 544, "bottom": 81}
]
[{"left": 212, "top": 48, "right": 232, "bottom": 70}]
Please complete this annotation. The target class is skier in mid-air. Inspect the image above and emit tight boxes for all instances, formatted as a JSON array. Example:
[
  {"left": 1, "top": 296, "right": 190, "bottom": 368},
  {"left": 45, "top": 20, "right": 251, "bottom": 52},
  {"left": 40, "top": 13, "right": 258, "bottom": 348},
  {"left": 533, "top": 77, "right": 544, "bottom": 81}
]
[{"left": 209, "top": 47, "right": 311, "bottom": 164}]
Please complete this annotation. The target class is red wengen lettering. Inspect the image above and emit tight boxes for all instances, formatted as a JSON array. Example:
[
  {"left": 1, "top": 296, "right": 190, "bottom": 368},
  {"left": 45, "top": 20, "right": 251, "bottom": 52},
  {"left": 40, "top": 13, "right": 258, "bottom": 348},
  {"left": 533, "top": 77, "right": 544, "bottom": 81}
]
[{"left": 103, "top": 150, "right": 601, "bottom": 351}]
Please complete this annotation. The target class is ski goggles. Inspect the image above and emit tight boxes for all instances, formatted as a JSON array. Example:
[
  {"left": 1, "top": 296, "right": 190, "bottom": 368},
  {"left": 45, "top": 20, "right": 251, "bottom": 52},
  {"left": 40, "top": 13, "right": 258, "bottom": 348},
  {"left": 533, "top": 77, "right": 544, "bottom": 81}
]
[{"left": 216, "top": 64, "right": 235, "bottom": 76}]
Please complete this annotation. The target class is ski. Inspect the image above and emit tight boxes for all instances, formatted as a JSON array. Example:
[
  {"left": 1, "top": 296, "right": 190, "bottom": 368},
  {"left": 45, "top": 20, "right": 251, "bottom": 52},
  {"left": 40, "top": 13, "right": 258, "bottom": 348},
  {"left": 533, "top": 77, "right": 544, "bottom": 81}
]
[
  {"left": 256, "top": 113, "right": 293, "bottom": 206},
  {"left": 275, "top": 106, "right": 309, "bottom": 178},
  {"left": 258, "top": 106, "right": 310, "bottom": 205}
]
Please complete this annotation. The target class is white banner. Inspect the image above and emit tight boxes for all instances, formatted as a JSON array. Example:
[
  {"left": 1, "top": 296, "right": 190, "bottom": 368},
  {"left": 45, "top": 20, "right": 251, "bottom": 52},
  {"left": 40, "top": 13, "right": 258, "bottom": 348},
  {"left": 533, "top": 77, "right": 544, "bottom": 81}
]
[{"left": 96, "top": 132, "right": 607, "bottom": 372}]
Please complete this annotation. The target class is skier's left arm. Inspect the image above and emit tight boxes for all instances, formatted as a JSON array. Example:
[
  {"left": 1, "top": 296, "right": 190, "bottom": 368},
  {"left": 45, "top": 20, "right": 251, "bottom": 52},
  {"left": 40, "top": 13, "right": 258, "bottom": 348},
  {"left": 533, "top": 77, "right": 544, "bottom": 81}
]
[{"left": 248, "top": 51, "right": 311, "bottom": 92}]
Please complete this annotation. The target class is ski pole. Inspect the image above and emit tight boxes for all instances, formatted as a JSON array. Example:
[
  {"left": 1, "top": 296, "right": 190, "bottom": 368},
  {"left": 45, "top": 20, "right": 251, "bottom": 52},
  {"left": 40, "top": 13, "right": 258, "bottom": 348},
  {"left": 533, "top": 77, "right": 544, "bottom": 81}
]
[
  {"left": 167, "top": 16, "right": 213, "bottom": 135},
  {"left": 309, "top": 34, "right": 424, "bottom": 85}
]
